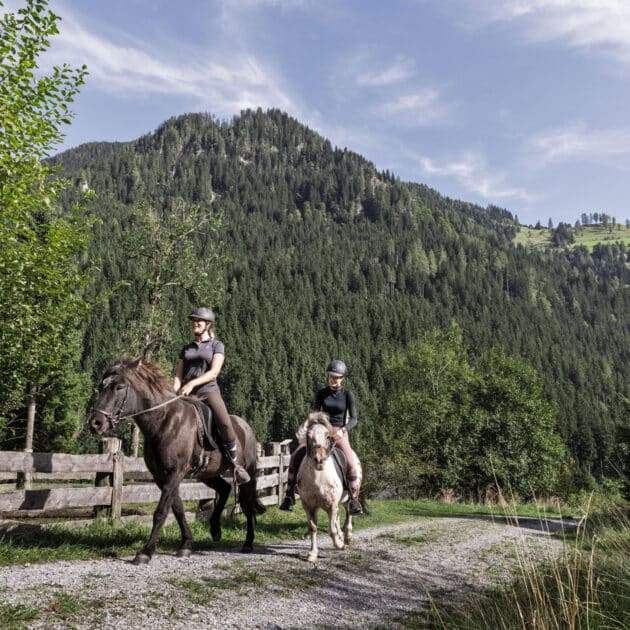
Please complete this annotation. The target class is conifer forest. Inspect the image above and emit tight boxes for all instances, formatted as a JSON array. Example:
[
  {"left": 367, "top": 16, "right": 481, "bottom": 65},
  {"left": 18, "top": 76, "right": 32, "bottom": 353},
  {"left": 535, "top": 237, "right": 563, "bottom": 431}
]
[{"left": 3, "top": 107, "right": 630, "bottom": 500}]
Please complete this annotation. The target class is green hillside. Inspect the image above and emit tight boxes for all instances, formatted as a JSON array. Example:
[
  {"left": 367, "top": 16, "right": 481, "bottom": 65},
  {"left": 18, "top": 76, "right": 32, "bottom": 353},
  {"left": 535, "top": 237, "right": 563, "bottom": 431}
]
[
  {"left": 41, "top": 109, "right": 629, "bottom": 496},
  {"left": 515, "top": 224, "right": 630, "bottom": 250}
]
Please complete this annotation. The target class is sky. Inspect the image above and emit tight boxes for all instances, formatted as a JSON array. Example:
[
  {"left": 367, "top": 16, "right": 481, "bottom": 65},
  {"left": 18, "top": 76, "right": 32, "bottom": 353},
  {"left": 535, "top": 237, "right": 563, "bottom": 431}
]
[{"left": 9, "top": 0, "right": 630, "bottom": 226}]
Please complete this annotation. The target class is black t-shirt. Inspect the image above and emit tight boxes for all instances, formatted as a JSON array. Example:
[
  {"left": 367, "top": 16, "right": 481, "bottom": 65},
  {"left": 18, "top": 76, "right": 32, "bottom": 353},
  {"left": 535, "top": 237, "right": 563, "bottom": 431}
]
[
  {"left": 179, "top": 338, "right": 225, "bottom": 395},
  {"left": 313, "top": 386, "right": 357, "bottom": 430}
]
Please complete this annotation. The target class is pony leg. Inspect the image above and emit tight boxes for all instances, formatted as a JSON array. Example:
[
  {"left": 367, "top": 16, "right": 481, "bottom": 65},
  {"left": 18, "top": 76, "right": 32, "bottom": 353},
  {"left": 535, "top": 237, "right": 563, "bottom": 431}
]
[
  {"left": 134, "top": 478, "right": 181, "bottom": 565},
  {"left": 206, "top": 476, "right": 231, "bottom": 543},
  {"left": 171, "top": 493, "right": 193, "bottom": 557},
  {"left": 305, "top": 506, "right": 319, "bottom": 563},
  {"left": 342, "top": 503, "right": 354, "bottom": 546},
  {"left": 328, "top": 504, "right": 345, "bottom": 550},
  {"left": 238, "top": 480, "right": 260, "bottom": 553}
]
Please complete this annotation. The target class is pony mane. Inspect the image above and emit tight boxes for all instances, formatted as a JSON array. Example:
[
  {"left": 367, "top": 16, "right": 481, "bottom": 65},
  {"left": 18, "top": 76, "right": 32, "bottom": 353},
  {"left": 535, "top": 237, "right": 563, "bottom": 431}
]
[
  {"left": 295, "top": 411, "right": 332, "bottom": 442},
  {"left": 114, "top": 355, "right": 174, "bottom": 396}
]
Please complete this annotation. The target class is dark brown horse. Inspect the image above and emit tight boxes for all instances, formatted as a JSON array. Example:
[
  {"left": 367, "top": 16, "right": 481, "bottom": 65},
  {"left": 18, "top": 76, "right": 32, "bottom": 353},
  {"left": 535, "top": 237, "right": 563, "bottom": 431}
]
[{"left": 88, "top": 356, "right": 265, "bottom": 564}]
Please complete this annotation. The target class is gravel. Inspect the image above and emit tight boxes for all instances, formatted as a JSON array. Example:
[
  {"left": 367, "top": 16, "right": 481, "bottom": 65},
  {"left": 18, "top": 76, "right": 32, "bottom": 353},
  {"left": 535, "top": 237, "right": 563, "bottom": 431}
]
[{"left": 0, "top": 515, "right": 578, "bottom": 629}]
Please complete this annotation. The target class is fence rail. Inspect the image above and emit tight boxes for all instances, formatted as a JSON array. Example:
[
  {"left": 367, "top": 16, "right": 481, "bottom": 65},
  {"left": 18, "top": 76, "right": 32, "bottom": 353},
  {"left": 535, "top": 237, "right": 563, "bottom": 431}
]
[{"left": 0, "top": 438, "right": 293, "bottom": 519}]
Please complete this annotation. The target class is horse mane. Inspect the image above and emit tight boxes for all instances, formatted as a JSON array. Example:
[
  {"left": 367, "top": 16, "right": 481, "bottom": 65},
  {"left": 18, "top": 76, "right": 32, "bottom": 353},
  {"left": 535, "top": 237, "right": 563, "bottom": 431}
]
[
  {"left": 295, "top": 411, "right": 333, "bottom": 442},
  {"left": 114, "top": 355, "right": 174, "bottom": 396}
]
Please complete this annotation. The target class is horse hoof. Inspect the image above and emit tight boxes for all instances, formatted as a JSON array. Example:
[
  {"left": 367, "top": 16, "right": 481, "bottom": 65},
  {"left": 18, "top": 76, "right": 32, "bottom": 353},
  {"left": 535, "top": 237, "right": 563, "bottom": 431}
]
[
  {"left": 132, "top": 553, "right": 151, "bottom": 565},
  {"left": 210, "top": 525, "right": 222, "bottom": 543},
  {"left": 241, "top": 543, "right": 253, "bottom": 554},
  {"left": 176, "top": 548, "right": 192, "bottom": 558},
  {"left": 307, "top": 553, "right": 317, "bottom": 563}
]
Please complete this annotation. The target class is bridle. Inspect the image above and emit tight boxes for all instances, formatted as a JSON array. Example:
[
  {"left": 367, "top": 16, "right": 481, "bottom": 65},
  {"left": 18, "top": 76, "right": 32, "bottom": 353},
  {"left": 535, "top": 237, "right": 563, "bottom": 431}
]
[
  {"left": 92, "top": 381, "right": 183, "bottom": 428},
  {"left": 306, "top": 424, "right": 335, "bottom": 459}
]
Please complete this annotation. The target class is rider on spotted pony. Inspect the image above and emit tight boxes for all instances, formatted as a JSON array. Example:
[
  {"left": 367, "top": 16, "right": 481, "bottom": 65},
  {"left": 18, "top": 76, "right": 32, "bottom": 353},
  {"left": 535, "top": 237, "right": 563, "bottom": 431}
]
[{"left": 280, "top": 359, "right": 363, "bottom": 515}]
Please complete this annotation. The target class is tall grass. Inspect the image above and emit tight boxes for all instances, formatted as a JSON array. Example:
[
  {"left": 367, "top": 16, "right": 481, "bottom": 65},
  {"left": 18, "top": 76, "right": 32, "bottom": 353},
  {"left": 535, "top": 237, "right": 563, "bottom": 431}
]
[{"left": 419, "top": 497, "right": 629, "bottom": 629}]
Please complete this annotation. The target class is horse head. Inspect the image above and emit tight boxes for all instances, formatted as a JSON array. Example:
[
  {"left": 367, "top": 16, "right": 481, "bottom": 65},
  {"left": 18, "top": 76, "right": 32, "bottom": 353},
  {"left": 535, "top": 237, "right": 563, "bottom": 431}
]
[
  {"left": 88, "top": 356, "right": 145, "bottom": 435},
  {"left": 303, "top": 411, "right": 335, "bottom": 470}
]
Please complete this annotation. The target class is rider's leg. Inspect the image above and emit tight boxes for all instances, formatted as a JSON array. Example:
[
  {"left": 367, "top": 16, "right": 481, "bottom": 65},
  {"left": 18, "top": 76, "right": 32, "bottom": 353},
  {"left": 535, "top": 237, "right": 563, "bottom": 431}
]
[
  {"left": 333, "top": 429, "right": 363, "bottom": 515},
  {"left": 204, "top": 388, "right": 250, "bottom": 484},
  {"left": 279, "top": 444, "right": 306, "bottom": 511}
]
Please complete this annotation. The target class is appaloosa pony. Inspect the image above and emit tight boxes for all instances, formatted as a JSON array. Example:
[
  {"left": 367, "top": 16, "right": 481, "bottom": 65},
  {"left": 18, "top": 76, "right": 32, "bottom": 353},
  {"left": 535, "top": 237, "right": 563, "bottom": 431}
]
[
  {"left": 88, "top": 356, "right": 265, "bottom": 564},
  {"left": 295, "top": 411, "right": 364, "bottom": 562}
]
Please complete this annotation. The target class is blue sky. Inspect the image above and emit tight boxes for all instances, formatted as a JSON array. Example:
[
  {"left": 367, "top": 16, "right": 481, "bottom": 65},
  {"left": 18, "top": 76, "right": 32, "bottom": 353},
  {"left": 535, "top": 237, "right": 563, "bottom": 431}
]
[{"left": 13, "top": 0, "right": 630, "bottom": 226}]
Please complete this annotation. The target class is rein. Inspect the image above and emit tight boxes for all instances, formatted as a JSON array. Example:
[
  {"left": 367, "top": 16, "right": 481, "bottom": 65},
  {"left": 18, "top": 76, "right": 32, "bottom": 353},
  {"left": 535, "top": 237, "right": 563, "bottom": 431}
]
[{"left": 93, "top": 386, "right": 183, "bottom": 428}]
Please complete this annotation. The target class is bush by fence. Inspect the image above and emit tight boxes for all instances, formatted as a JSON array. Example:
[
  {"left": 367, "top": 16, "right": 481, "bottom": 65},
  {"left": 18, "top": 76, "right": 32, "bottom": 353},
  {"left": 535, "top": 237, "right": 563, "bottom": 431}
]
[{"left": 0, "top": 438, "right": 293, "bottom": 519}]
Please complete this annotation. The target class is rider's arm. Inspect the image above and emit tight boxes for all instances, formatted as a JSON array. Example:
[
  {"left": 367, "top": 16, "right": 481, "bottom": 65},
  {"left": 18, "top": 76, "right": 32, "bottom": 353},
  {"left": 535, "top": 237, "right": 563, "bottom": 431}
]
[
  {"left": 343, "top": 390, "right": 358, "bottom": 432},
  {"left": 173, "top": 359, "right": 184, "bottom": 393}
]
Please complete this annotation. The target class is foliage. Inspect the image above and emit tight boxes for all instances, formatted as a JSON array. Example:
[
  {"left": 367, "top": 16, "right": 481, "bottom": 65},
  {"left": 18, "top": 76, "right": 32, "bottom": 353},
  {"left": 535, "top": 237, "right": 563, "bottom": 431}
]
[
  {"left": 378, "top": 323, "right": 566, "bottom": 498},
  {"left": 0, "top": 0, "right": 92, "bottom": 450},
  {"left": 115, "top": 198, "right": 225, "bottom": 365}
]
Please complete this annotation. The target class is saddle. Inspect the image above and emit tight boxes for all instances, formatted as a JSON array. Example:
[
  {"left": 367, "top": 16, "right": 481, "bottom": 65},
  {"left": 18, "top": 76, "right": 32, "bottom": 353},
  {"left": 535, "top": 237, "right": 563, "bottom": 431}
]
[
  {"left": 192, "top": 400, "right": 219, "bottom": 451},
  {"left": 331, "top": 446, "right": 349, "bottom": 490}
]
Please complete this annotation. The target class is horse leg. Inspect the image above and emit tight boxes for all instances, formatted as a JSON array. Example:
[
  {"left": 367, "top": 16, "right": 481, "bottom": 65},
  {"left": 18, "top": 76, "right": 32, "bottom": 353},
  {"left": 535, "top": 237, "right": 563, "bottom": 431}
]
[
  {"left": 133, "top": 478, "right": 180, "bottom": 565},
  {"left": 328, "top": 502, "right": 345, "bottom": 550},
  {"left": 171, "top": 492, "right": 193, "bottom": 558},
  {"left": 342, "top": 501, "right": 354, "bottom": 546},
  {"left": 305, "top": 505, "right": 319, "bottom": 563},
  {"left": 238, "top": 481, "right": 258, "bottom": 553},
  {"left": 207, "top": 476, "right": 231, "bottom": 543}
]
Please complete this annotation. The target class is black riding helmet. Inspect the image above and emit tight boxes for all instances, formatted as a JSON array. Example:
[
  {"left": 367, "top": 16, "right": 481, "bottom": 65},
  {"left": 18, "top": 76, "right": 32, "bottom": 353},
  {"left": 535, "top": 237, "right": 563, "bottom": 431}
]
[
  {"left": 326, "top": 359, "right": 348, "bottom": 377},
  {"left": 189, "top": 307, "right": 215, "bottom": 323}
]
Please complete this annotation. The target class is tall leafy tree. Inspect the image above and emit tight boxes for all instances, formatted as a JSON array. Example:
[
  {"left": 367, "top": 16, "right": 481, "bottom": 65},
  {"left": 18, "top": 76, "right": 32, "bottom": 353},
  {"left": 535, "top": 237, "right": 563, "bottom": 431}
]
[{"left": 0, "top": 0, "right": 91, "bottom": 454}]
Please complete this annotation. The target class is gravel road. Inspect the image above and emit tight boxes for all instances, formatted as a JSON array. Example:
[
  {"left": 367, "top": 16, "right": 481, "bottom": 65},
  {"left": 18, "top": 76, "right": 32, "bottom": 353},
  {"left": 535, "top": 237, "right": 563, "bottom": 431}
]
[{"left": 0, "top": 514, "right": 577, "bottom": 629}]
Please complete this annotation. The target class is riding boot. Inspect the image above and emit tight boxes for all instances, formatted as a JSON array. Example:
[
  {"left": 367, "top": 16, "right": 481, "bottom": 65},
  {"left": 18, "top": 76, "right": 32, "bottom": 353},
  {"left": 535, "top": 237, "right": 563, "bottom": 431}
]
[
  {"left": 279, "top": 480, "right": 296, "bottom": 511},
  {"left": 226, "top": 440, "right": 251, "bottom": 485},
  {"left": 347, "top": 477, "right": 363, "bottom": 515}
]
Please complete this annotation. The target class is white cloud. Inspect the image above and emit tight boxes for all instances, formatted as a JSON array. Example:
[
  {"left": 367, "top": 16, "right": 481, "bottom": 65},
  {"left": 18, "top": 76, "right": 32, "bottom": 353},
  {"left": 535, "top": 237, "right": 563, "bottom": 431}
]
[
  {"left": 45, "top": 6, "right": 295, "bottom": 116},
  {"left": 356, "top": 57, "right": 416, "bottom": 86},
  {"left": 529, "top": 123, "right": 630, "bottom": 164},
  {"left": 416, "top": 151, "right": 535, "bottom": 202},
  {"left": 465, "top": 0, "right": 630, "bottom": 66},
  {"left": 374, "top": 89, "right": 451, "bottom": 126}
]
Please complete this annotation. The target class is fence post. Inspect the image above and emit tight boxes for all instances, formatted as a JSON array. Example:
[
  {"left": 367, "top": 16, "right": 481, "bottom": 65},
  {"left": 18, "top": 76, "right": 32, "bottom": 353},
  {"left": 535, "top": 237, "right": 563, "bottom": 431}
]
[
  {"left": 268, "top": 442, "right": 282, "bottom": 505},
  {"left": 93, "top": 437, "right": 121, "bottom": 519}
]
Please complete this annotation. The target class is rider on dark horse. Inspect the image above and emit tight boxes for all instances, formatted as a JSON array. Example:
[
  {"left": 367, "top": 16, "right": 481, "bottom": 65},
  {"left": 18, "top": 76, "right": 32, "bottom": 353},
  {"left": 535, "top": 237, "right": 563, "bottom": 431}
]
[
  {"left": 280, "top": 359, "right": 363, "bottom": 515},
  {"left": 173, "top": 307, "right": 250, "bottom": 484}
]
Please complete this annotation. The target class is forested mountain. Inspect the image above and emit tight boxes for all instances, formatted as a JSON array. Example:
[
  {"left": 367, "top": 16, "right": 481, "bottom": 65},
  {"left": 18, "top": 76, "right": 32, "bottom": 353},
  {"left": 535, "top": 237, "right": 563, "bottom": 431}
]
[{"left": 52, "top": 109, "right": 629, "bottom": 493}]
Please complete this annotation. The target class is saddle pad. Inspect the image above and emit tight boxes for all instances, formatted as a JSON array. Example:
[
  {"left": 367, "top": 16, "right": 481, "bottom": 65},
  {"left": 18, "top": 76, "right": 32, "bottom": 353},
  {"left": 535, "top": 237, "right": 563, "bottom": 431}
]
[{"left": 193, "top": 400, "right": 219, "bottom": 451}]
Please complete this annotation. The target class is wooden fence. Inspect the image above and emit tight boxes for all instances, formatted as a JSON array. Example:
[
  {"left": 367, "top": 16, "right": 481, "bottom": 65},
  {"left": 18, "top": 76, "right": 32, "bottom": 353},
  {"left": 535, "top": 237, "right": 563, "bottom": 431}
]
[{"left": 0, "top": 438, "right": 293, "bottom": 520}]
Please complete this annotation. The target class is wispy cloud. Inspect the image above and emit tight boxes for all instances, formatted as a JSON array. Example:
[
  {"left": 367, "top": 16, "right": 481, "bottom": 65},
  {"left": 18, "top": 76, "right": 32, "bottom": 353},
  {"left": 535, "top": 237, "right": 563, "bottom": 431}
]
[
  {"left": 374, "top": 88, "right": 451, "bottom": 126},
  {"left": 464, "top": 0, "right": 630, "bottom": 67},
  {"left": 47, "top": 7, "right": 295, "bottom": 115},
  {"left": 356, "top": 56, "right": 416, "bottom": 86},
  {"left": 415, "top": 151, "right": 535, "bottom": 202},
  {"left": 529, "top": 123, "right": 630, "bottom": 165}
]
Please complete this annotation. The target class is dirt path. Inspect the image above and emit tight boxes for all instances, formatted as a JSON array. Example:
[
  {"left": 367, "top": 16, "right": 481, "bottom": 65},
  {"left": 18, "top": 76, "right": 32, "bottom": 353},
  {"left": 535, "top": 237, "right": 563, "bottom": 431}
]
[{"left": 0, "top": 515, "right": 578, "bottom": 629}]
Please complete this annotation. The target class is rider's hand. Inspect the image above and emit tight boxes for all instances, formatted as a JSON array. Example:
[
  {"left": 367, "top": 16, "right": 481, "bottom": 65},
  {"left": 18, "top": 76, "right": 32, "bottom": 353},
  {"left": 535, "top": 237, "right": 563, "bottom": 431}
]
[{"left": 180, "top": 382, "right": 194, "bottom": 396}]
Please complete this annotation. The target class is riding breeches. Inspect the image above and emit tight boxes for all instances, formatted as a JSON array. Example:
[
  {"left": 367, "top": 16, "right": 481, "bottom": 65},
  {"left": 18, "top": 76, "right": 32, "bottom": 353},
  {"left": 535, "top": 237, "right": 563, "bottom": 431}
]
[{"left": 198, "top": 388, "right": 236, "bottom": 446}]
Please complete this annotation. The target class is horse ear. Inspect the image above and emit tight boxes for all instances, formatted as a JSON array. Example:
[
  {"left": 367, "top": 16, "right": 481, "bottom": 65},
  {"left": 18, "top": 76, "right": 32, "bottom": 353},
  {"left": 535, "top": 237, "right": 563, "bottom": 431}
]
[{"left": 295, "top": 418, "right": 310, "bottom": 443}]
